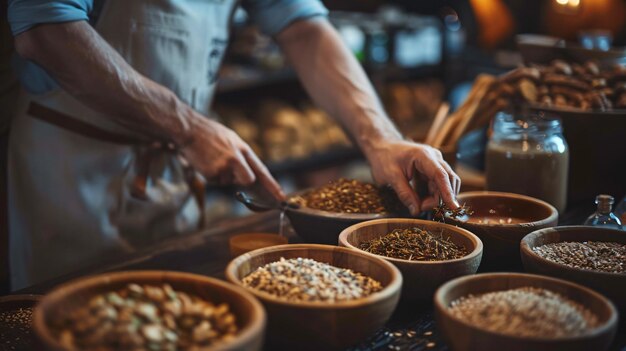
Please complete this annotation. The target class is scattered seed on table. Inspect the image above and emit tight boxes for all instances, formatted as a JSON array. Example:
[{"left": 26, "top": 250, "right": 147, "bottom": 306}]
[
  {"left": 51, "top": 284, "right": 238, "bottom": 350},
  {"left": 448, "top": 287, "right": 598, "bottom": 338},
  {"left": 533, "top": 241, "right": 626, "bottom": 274},
  {"left": 0, "top": 307, "right": 34, "bottom": 351},
  {"left": 242, "top": 257, "right": 382, "bottom": 302}
]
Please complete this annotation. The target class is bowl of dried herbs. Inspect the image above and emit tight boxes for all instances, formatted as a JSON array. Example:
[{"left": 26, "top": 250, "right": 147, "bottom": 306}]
[
  {"left": 284, "top": 178, "right": 409, "bottom": 245},
  {"left": 339, "top": 218, "right": 483, "bottom": 301}
]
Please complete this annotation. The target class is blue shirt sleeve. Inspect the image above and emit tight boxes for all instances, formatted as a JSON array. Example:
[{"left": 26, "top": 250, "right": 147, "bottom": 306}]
[
  {"left": 8, "top": 0, "right": 93, "bottom": 36},
  {"left": 242, "top": 0, "right": 328, "bottom": 36}
]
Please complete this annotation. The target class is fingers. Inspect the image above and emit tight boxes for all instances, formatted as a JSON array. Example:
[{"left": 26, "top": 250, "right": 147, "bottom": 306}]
[
  {"left": 231, "top": 152, "right": 256, "bottom": 186},
  {"left": 389, "top": 175, "right": 421, "bottom": 216},
  {"left": 243, "top": 148, "right": 286, "bottom": 201},
  {"left": 439, "top": 160, "right": 461, "bottom": 197},
  {"left": 414, "top": 155, "right": 459, "bottom": 210}
]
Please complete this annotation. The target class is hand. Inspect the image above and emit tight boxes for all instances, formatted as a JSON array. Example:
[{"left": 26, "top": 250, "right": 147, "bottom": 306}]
[
  {"left": 181, "top": 116, "right": 285, "bottom": 201},
  {"left": 365, "top": 140, "right": 461, "bottom": 215}
]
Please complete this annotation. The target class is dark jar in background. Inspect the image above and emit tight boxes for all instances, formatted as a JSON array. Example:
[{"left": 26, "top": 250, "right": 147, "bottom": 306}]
[{"left": 486, "top": 111, "right": 569, "bottom": 213}]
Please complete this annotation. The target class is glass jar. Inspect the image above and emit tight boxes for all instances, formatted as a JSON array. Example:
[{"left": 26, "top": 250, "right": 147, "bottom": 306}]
[{"left": 486, "top": 111, "right": 570, "bottom": 213}]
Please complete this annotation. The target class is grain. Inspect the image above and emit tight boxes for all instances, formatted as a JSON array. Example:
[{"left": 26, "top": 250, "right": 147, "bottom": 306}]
[
  {"left": 242, "top": 257, "right": 382, "bottom": 302},
  {"left": 533, "top": 241, "right": 626, "bottom": 274},
  {"left": 360, "top": 227, "right": 468, "bottom": 261},
  {"left": 448, "top": 287, "right": 598, "bottom": 338},
  {"left": 52, "top": 284, "right": 237, "bottom": 350},
  {"left": 289, "top": 178, "right": 404, "bottom": 214}
]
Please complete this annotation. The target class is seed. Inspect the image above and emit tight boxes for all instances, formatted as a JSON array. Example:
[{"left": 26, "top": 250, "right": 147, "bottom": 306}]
[
  {"left": 289, "top": 178, "right": 404, "bottom": 214},
  {"left": 242, "top": 257, "right": 383, "bottom": 302},
  {"left": 360, "top": 227, "right": 468, "bottom": 261},
  {"left": 448, "top": 287, "right": 598, "bottom": 338},
  {"left": 51, "top": 283, "right": 238, "bottom": 350},
  {"left": 0, "top": 307, "right": 34, "bottom": 351},
  {"left": 533, "top": 241, "right": 626, "bottom": 274}
]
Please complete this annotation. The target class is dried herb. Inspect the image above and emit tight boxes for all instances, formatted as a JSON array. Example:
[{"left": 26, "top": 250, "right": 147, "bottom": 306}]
[
  {"left": 289, "top": 178, "right": 405, "bottom": 214},
  {"left": 360, "top": 227, "right": 468, "bottom": 261},
  {"left": 242, "top": 257, "right": 383, "bottom": 302},
  {"left": 432, "top": 202, "right": 474, "bottom": 222},
  {"left": 448, "top": 287, "right": 599, "bottom": 338}
]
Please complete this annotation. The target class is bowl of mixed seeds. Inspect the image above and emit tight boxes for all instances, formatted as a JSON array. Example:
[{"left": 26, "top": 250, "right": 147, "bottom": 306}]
[
  {"left": 225, "top": 244, "right": 402, "bottom": 351},
  {"left": 339, "top": 218, "right": 483, "bottom": 301},
  {"left": 521, "top": 225, "right": 626, "bottom": 309},
  {"left": 442, "top": 191, "right": 558, "bottom": 271},
  {"left": 34, "top": 271, "right": 266, "bottom": 351},
  {"left": 285, "top": 178, "right": 409, "bottom": 244},
  {"left": 435, "top": 273, "right": 618, "bottom": 351}
]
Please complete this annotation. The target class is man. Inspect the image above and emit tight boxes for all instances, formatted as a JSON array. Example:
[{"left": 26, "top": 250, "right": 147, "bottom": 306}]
[{"left": 6, "top": 0, "right": 460, "bottom": 290}]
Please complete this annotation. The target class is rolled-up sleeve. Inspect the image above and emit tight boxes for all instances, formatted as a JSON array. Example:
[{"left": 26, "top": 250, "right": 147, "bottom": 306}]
[
  {"left": 8, "top": 0, "right": 93, "bottom": 36},
  {"left": 242, "top": 0, "right": 328, "bottom": 36}
]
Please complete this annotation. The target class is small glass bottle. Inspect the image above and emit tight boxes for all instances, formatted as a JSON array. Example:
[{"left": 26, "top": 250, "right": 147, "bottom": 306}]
[{"left": 584, "top": 194, "right": 623, "bottom": 230}]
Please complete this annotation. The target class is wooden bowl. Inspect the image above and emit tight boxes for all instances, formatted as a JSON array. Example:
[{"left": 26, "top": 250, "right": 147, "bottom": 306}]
[
  {"left": 225, "top": 244, "right": 402, "bottom": 351},
  {"left": 285, "top": 205, "right": 391, "bottom": 245},
  {"left": 521, "top": 226, "right": 626, "bottom": 309},
  {"left": 435, "top": 273, "right": 618, "bottom": 351},
  {"left": 338, "top": 218, "right": 482, "bottom": 301},
  {"left": 34, "top": 271, "right": 266, "bottom": 351},
  {"left": 445, "top": 191, "right": 558, "bottom": 271}
]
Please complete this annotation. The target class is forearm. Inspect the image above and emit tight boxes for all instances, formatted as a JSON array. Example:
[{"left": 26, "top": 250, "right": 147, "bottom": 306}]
[
  {"left": 14, "top": 21, "right": 195, "bottom": 145},
  {"left": 276, "top": 19, "right": 402, "bottom": 155}
]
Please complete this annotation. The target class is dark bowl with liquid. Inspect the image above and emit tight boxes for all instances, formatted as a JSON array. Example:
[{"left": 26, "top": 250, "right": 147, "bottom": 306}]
[{"left": 445, "top": 191, "right": 558, "bottom": 271}]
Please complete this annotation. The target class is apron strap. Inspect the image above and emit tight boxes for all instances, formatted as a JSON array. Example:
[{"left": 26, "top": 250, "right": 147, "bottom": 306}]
[
  {"left": 27, "top": 102, "right": 143, "bottom": 145},
  {"left": 27, "top": 102, "right": 206, "bottom": 230}
]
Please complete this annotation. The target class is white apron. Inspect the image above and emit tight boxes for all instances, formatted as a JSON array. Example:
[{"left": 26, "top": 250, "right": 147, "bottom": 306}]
[{"left": 8, "top": 0, "right": 238, "bottom": 290}]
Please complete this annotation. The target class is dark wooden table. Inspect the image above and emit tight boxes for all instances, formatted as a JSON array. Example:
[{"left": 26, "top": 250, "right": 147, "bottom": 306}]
[{"left": 9, "top": 207, "right": 626, "bottom": 351}]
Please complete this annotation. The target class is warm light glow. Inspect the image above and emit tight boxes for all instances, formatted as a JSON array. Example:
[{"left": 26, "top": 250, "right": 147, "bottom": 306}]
[{"left": 555, "top": 0, "right": 581, "bottom": 6}]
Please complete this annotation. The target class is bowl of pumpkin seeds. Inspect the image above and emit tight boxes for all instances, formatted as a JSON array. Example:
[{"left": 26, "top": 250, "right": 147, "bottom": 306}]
[
  {"left": 225, "top": 243, "right": 402, "bottom": 351},
  {"left": 34, "top": 271, "right": 266, "bottom": 351},
  {"left": 521, "top": 225, "right": 626, "bottom": 309},
  {"left": 339, "top": 218, "right": 483, "bottom": 301},
  {"left": 284, "top": 178, "right": 409, "bottom": 245},
  {"left": 435, "top": 273, "right": 618, "bottom": 351}
]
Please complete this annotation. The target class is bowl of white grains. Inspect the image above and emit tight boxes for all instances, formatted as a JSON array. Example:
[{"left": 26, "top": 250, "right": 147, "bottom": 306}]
[
  {"left": 225, "top": 243, "right": 402, "bottom": 351},
  {"left": 339, "top": 218, "right": 483, "bottom": 301},
  {"left": 34, "top": 271, "right": 266, "bottom": 351},
  {"left": 521, "top": 225, "right": 626, "bottom": 309},
  {"left": 434, "top": 273, "right": 618, "bottom": 351}
]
